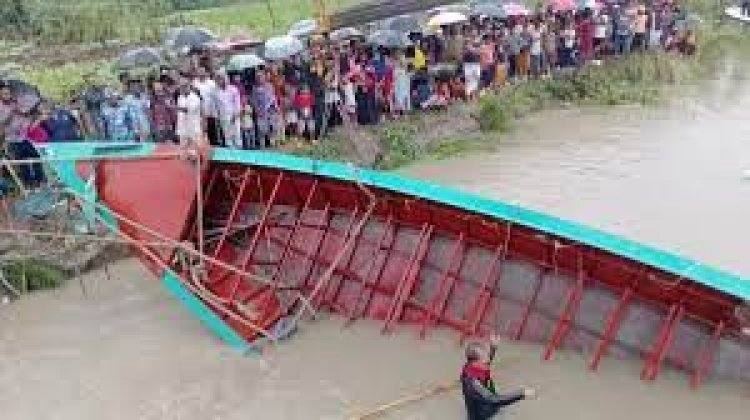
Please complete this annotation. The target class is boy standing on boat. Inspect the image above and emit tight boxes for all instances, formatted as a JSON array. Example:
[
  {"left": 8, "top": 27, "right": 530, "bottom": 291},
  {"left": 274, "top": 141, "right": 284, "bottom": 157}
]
[{"left": 461, "top": 335, "right": 535, "bottom": 419}]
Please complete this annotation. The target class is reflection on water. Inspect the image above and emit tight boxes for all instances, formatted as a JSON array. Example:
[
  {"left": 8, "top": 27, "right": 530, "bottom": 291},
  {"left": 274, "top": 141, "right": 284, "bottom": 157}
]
[{"left": 406, "top": 68, "right": 750, "bottom": 277}]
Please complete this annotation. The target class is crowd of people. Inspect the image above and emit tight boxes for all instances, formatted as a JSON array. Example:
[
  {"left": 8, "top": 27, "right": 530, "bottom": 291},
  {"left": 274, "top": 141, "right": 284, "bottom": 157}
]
[{"left": 1, "top": 0, "right": 698, "bottom": 188}]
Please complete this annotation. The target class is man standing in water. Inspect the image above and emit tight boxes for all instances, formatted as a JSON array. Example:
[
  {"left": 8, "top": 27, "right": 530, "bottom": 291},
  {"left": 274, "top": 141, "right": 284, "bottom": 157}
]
[{"left": 461, "top": 335, "right": 535, "bottom": 419}]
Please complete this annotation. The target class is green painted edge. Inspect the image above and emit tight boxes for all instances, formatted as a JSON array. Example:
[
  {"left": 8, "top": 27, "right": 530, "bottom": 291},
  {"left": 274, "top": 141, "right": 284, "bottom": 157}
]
[
  {"left": 42, "top": 142, "right": 251, "bottom": 352},
  {"left": 160, "top": 270, "right": 250, "bottom": 352},
  {"left": 212, "top": 148, "right": 750, "bottom": 301}
]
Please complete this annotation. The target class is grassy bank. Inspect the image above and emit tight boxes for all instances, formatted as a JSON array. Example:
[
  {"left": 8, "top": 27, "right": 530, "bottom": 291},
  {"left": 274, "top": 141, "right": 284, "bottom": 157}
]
[
  {"left": 15, "top": 0, "right": 360, "bottom": 100},
  {"left": 0, "top": 259, "right": 66, "bottom": 299}
]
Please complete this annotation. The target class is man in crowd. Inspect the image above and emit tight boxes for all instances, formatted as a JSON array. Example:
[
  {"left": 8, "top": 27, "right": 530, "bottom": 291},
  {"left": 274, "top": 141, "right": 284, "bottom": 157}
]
[
  {"left": 40, "top": 100, "right": 82, "bottom": 142},
  {"left": 80, "top": 72, "right": 106, "bottom": 139},
  {"left": 213, "top": 72, "right": 242, "bottom": 149},
  {"left": 101, "top": 89, "right": 136, "bottom": 142},
  {"left": 193, "top": 65, "right": 221, "bottom": 146},
  {"left": 461, "top": 335, "right": 535, "bottom": 419}
]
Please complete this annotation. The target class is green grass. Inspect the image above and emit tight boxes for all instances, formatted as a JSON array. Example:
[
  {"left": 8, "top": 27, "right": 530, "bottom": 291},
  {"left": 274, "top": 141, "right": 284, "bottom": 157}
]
[
  {"left": 175, "top": 0, "right": 360, "bottom": 38},
  {"left": 2, "top": 260, "right": 66, "bottom": 295},
  {"left": 16, "top": 0, "right": 361, "bottom": 100},
  {"left": 23, "top": 59, "right": 118, "bottom": 103}
]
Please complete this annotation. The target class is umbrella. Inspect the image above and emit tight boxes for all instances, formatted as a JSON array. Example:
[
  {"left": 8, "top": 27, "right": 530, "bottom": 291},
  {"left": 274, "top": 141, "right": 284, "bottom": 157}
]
[
  {"left": 164, "top": 27, "right": 217, "bottom": 52},
  {"left": 429, "top": 4, "right": 472, "bottom": 16},
  {"left": 3, "top": 79, "right": 41, "bottom": 112},
  {"left": 427, "top": 11, "right": 468, "bottom": 27},
  {"left": 264, "top": 35, "right": 305, "bottom": 60},
  {"left": 471, "top": 3, "right": 508, "bottom": 18},
  {"left": 503, "top": 3, "right": 531, "bottom": 16},
  {"left": 117, "top": 47, "right": 162, "bottom": 70},
  {"left": 227, "top": 54, "right": 266, "bottom": 71},
  {"left": 366, "top": 30, "right": 412, "bottom": 49},
  {"left": 329, "top": 27, "right": 364, "bottom": 42},
  {"left": 288, "top": 19, "right": 318, "bottom": 38},
  {"left": 385, "top": 15, "right": 421, "bottom": 33},
  {"left": 551, "top": 0, "right": 577, "bottom": 11}
]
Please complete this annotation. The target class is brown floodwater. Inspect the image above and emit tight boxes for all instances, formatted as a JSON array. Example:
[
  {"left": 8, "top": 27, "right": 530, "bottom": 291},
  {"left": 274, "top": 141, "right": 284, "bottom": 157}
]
[
  {"left": 407, "top": 76, "right": 750, "bottom": 278},
  {"left": 2, "top": 73, "right": 749, "bottom": 419}
]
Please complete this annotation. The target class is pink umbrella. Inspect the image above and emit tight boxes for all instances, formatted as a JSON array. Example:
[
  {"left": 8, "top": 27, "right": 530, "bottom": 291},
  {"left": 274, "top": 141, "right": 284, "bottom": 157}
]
[
  {"left": 551, "top": 0, "right": 577, "bottom": 12},
  {"left": 503, "top": 2, "right": 531, "bottom": 16}
]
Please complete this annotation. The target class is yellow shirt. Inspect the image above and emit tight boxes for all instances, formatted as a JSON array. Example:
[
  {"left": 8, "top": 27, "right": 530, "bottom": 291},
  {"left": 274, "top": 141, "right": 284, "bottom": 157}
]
[{"left": 413, "top": 48, "right": 427, "bottom": 70}]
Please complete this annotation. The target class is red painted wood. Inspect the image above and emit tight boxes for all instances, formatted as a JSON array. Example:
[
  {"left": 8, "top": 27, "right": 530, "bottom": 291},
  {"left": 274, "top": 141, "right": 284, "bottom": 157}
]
[
  {"left": 514, "top": 268, "right": 547, "bottom": 341},
  {"left": 383, "top": 224, "right": 434, "bottom": 333},
  {"left": 589, "top": 288, "right": 634, "bottom": 371},
  {"left": 299, "top": 203, "right": 333, "bottom": 291},
  {"left": 641, "top": 304, "right": 685, "bottom": 381},
  {"left": 461, "top": 246, "right": 505, "bottom": 342},
  {"left": 544, "top": 258, "right": 587, "bottom": 360},
  {"left": 212, "top": 168, "right": 252, "bottom": 259},
  {"left": 316, "top": 206, "right": 360, "bottom": 309},
  {"left": 267, "top": 180, "right": 319, "bottom": 287},
  {"left": 419, "top": 232, "right": 466, "bottom": 338},
  {"left": 326, "top": 208, "right": 373, "bottom": 309},
  {"left": 347, "top": 215, "right": 397, "bottom": 322},
  {"left": 690, "top": 321, "right": 725, "bottom": 389},
  {"left": 228, "top": 172, "right": 284, "bottom": 301}
]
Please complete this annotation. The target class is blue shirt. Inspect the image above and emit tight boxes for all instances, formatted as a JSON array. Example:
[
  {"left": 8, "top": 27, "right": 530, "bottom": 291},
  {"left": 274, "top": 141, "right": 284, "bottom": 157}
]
[{"left": 43, "top": 109, "right": 81, "bottom": 142}]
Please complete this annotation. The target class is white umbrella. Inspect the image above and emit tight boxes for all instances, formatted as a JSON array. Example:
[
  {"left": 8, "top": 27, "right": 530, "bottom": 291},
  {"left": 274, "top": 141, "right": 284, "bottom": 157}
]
[
  {"left": 330, "top": 27, "right": 364, "bottom": 42},
  {"left": 288, "top": 19, "right": 318, "bottom": 38},
  {"left": 227, "top": 54, "right": 266, "bottom": 71},
  {"left": 264, "top": 35, "right": 305, "bottom": 60},
  {"left": 427, "top": 11, "right": 468, "bottom": 27}
]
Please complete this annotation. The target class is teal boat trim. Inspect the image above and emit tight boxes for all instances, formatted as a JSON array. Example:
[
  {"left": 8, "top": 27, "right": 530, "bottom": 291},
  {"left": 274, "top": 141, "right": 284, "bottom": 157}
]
[{"left": 161, "top": 270, "right": 250, "bottom": 352}]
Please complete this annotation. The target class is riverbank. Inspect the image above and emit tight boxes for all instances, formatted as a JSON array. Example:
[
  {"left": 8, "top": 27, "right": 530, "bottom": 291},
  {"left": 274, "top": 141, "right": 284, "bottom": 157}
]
[
  {"left": 297, "top": 23, "right": 750, "bottom": 170},
  {"left": 0, "top": 258, "right": 745, "bottom": 419}
]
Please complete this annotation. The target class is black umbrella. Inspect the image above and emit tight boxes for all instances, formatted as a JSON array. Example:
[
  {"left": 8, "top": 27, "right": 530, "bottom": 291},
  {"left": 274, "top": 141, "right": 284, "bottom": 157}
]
[
  {"left": 117, "top": 47, "right": 163, "bottom": 70},
  {"left": 385, "top": 15, "right": 421, "bottom": 33},
  {"left": 367, "top": 29, "right": 412, "bottom": 49},
  {"left": 2, "top": 79, "right": 41, "bottom": 111},
  {"left": 163, "top": 27, "right": 218, "bottom": 52}
]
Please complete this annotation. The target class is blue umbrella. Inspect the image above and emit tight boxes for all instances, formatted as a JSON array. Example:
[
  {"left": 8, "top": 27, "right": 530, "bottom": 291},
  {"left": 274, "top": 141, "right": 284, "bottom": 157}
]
[{"left": 264, "top": 35, "right": 305, "bottom": 60}]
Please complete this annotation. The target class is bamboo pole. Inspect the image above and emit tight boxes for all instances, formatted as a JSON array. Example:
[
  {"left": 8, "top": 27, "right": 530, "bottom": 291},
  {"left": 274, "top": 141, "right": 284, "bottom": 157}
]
[
  {"left": 348, "top": 356, "right": 524, "bottom": 419},
  {"left": 349, "top": 380, "right": 459, "bottom": 420}
]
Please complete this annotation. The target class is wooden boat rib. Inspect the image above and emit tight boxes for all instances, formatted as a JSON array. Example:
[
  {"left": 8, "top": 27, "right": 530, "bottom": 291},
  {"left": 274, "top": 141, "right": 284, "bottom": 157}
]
[{"left": 42, "top": 143, "right": 750, "bottom": 389}]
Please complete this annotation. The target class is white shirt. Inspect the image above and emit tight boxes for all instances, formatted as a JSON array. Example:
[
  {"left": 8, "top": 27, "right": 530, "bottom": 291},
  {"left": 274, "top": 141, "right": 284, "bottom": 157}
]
[
  {"left": 176, "top": 92, "right": 202, "bottom": 141},
  {"left": 214, "top": 84, "right": 241, "bottom": 121},
  {"left": 193, "top": 78, "right": 218, "bottom": 118}
]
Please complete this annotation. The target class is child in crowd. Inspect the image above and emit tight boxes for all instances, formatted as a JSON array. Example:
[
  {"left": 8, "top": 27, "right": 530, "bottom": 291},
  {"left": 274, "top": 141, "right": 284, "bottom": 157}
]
[{"left": 241, "top": 102, "right": 256, "bottom": 149}]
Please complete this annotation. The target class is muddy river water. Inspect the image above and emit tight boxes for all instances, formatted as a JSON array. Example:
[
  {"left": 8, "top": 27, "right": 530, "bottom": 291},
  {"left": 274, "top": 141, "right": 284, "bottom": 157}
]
[{"left": 1, "top": 77, "right": 749, "bottom": 419}]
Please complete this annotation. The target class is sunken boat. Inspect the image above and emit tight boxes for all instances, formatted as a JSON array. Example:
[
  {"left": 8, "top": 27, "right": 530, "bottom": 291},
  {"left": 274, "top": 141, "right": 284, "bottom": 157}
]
[{"left": 42, "top": 143, "right": 749, "bottom": 389}]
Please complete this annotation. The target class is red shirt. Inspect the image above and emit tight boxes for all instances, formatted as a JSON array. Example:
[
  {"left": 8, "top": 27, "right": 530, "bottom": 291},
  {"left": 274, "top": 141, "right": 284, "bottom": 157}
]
[{"left": 293, "top": 92, "right": 315, "bottom": 112}]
